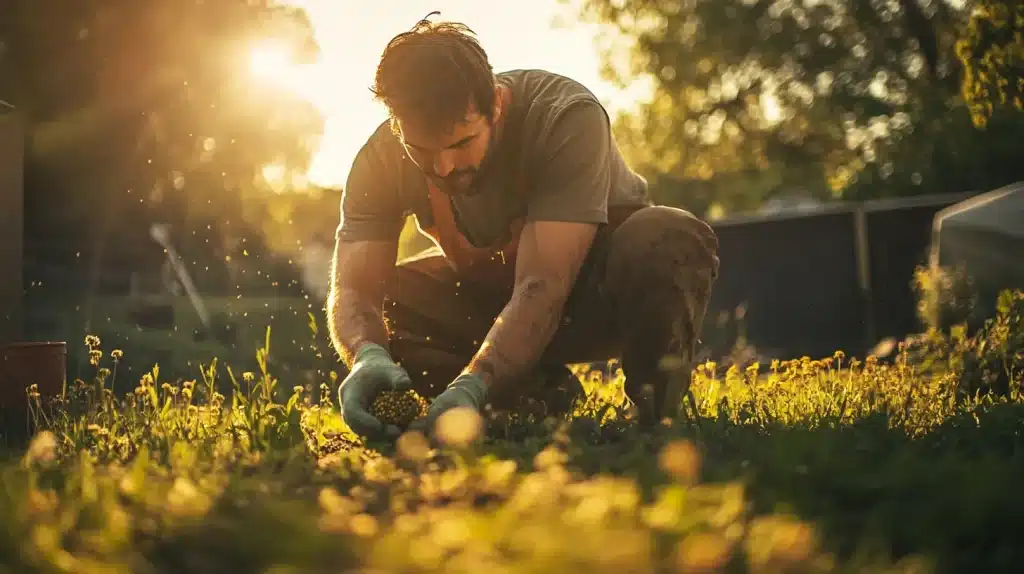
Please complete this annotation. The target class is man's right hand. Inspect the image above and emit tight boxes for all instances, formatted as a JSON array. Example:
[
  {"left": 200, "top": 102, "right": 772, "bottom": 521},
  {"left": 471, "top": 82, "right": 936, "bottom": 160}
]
[{"left": 339, "top": 342, "right": 413, "bottom": 440}]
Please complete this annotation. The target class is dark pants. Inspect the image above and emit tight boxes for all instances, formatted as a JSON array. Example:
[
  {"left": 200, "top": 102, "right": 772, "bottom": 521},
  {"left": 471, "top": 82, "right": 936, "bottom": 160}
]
[{"left": 382, "top": 205, "right": 720, "bottom": 423}]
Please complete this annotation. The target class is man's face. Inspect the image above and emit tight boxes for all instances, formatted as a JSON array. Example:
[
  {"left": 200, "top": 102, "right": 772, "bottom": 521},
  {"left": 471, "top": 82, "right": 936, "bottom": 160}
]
[{"left": 397, "top": 103, "right": 498, "bottom": 197}]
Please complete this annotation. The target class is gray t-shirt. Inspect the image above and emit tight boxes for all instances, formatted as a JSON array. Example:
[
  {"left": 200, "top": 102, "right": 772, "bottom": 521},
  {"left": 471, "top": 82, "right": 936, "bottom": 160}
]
[{"left": 336, "top": 68, "right": 652, "bottom": 249}]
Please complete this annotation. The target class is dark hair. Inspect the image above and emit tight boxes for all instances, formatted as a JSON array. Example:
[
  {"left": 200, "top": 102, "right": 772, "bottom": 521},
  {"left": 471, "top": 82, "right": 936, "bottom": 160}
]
[{"left": 371, "top": 12, "right": 496, "bottom": 136}]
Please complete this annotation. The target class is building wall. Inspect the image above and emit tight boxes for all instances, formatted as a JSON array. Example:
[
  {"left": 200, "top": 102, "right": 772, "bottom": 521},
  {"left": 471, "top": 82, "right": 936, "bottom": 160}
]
[{"left": 0, "top": 107, "right": 24, "bottom": 343}]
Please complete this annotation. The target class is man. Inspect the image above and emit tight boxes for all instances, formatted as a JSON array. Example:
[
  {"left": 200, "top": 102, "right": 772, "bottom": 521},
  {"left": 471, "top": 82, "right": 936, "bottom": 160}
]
[{"left": 326, "top": 13, "right": 720, "bottom": 440}]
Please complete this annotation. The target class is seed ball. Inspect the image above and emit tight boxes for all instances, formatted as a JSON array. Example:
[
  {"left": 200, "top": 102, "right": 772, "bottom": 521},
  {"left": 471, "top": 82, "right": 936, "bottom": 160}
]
[{"left": 370, "top": 389, "right": 428, "bottom": 429}]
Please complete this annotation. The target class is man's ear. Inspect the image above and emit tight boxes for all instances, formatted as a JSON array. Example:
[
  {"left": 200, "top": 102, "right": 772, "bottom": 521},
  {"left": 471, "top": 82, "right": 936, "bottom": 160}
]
[{"left": 493, "top": 83, "right": 509, "bottom": 122}]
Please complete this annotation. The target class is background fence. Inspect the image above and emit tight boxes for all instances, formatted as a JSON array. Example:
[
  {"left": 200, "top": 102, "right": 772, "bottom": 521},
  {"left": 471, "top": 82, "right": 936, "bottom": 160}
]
[
  {"left": 699, "top": 204, "right": 866, "bottom": 361},
  {"left": 699, "top": 191, "right": 977, "bottom": 361},
  {"left": 0, "top": 105, "right": 24, "bottom": 344},
  {"left": 860, "top": 193, "right": 977, "bottom": 343}
]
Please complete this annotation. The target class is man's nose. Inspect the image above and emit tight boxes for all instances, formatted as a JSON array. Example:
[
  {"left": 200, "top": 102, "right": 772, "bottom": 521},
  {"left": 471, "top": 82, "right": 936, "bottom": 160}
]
[{"left": 433, "top": 151, "right": 456, "bottom": 178}]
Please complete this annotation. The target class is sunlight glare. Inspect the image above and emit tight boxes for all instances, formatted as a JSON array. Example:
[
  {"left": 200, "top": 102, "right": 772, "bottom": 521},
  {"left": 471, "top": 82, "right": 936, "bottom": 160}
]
[
  {"left": 249, "top": 41, "right": 292, "bottom": 82},
  {"left": 762, "top": 93, "right": 782, "bottom": 124},
  {"left": 262, "top": 163, "right": 287, "bottom": 189},
  {"left": 250, "top": 1, "right": 644, "bottom": 190}
]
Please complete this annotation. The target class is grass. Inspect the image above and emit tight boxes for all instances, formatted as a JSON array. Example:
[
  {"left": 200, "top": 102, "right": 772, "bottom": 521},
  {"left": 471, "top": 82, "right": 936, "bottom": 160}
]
[
  {"left": 25, "top": 294, "right": 334, "bottom": 385},
  {"left": 1, "top": 297, "right": 1022, "bottom": 574}
]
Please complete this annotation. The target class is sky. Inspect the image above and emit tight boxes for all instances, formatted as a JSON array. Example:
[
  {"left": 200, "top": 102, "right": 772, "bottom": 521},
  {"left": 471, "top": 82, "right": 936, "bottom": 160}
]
[{"left": 249, "top": 0, "right": 652, "bottom": 190}]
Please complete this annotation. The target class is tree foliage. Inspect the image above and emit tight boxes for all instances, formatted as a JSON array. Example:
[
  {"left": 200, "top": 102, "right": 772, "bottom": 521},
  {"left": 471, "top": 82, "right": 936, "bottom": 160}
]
[
  {"left": 568, "top": 0, "right": 1024, "bottom": 214},
  {"left": 956, "top": 0, "right": 1024, "bottom": 126},
  {"left": 1, "top": 0, "right": 324, "bottom": 287}
]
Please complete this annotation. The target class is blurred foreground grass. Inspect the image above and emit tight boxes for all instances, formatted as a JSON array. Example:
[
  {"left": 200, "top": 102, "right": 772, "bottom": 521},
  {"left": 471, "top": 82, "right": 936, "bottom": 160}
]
[{"left": 1, "top": 291, "right": 1022, "bottom": 574}]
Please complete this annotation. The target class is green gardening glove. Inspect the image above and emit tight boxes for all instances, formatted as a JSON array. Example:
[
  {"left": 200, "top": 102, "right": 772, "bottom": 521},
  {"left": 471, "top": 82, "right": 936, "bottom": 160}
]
[
  {"left": 410, "top": 372, "right": 488, "bottom": 436},
  {"left": 338, "top": 343, "right": 413, "bottom": 440}
]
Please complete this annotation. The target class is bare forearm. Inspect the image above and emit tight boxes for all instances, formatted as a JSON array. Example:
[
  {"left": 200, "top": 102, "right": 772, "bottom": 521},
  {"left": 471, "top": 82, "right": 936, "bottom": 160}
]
[
  {"left": 325, "top": 239, "right": 397, "bottom": 368},
  {"left": 326, "top": 287, "right": 390, "bottom": 367},
  {"left": 465, "top": 278, "right": 566, "bottom": 392}
]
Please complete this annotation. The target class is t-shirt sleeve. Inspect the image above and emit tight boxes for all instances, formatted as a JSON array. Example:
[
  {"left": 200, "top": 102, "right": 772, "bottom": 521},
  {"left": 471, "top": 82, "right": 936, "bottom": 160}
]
[
  {"left": 524, "top": 100, "right": 612, "bottom": 225},
  {"left": 335, "top": 140, "right": 407, "bottom": 243}
]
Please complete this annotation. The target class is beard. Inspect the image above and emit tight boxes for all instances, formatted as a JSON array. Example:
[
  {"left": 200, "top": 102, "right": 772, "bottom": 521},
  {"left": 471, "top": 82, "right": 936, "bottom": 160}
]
[
  {"left": 428, "top": 115, "right": 504, "bottom": 197},
  {"left": 441, "top": 170, "right": 478, "bottom": 196}
]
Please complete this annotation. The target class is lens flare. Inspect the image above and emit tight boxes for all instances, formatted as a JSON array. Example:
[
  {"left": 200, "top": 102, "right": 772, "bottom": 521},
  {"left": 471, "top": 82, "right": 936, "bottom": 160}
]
[{"left": 246, "top": 1, "right": 635, "bottom": 191}]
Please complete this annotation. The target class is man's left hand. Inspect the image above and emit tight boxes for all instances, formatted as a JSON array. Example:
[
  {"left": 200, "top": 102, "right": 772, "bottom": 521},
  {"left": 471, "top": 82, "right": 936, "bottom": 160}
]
[{"left": 411, "top": 372, "right": 488, "bottom": 435}]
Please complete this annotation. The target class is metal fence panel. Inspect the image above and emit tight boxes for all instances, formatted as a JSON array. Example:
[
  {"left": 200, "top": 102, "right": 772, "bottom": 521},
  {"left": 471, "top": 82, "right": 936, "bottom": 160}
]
[
  {"left": 702, "top": 205, "right": 867, "bottom": 361},
  {"left": 0, "top": 107, "right": 24, "bottom": 343},
  {"left": 861, "top": 193, "right": 977, "bottom": 342}
]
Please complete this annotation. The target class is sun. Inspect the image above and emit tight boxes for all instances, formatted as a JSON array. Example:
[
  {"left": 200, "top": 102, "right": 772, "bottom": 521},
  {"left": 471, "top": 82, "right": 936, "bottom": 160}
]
[
  {"left": 247, "top": 38, "right": 345, "bottom": 188},
  {"left": 241, "top": 2, "right": 641, "bottom": 191},
  {"left": 249, "top": 41, "right": 293, "bottom": 83}
]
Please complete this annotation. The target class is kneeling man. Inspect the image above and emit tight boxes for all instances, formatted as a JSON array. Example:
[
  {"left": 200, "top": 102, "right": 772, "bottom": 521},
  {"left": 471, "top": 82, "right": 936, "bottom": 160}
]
[{"left": 326, "top": 14, "right": 720, "bottom": 439}]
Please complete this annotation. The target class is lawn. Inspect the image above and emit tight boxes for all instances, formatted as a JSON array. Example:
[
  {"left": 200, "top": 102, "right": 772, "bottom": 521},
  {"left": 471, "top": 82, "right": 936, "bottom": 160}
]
[
  {"left": 25, "top": 293, "right": 337, "bottom": 391},
  {"left": 1, "top": 292, "right": 1022, "bottom": 574}
]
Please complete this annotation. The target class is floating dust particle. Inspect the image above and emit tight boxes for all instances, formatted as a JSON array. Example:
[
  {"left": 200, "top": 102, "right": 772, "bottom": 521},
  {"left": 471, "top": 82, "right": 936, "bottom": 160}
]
[
  {"left": 659, "top": 439, "right": 701, "bottom": 484},
  {"left": 436, "top": 407, "right": 484, "bottom": 448}
]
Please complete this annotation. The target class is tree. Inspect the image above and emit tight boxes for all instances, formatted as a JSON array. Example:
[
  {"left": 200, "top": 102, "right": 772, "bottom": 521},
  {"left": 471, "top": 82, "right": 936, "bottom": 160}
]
[
  {"left": 0, "top": 0, "right": 327, "bottom": 356},
  {"left": 2, "top": 0, "right": 323, "bottom": 275},
  {"left": 956, "top": 0, "right": 1024, "bottom": 127},
  {"left": 567, "top": 0, "right": 1024, "bottom": 214}
]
